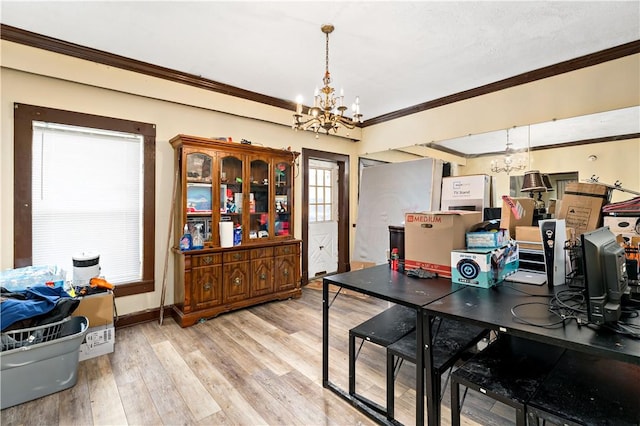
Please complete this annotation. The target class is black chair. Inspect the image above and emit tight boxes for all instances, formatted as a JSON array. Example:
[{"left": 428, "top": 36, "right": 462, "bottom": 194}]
[
  {"left": 386, "top": 317, "right": 489, "bottom": 420},
  {"left": 450, "top": 335, "right": 565, "bottom": 426},
  {"left": 349, "top": 304, "right": 416, "bottom": 413},
  {"left": 527, "top": 350, "right": 640, "bottom": 426}
]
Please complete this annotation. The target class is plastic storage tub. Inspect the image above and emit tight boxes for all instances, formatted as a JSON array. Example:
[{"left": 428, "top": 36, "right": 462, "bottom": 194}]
[{"left": 1, "top": 316, "right": 89, "bottom": 409}]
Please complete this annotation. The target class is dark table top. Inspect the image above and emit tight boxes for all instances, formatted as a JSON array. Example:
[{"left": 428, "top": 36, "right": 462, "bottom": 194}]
[
  {"left": 423, "top": 281, "right": 640, "bottom": 365},
  {"left": 323, "top": 264, "right": 465, "bottom": 308}
]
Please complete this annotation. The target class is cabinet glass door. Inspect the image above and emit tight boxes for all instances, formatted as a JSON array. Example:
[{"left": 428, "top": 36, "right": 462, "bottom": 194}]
[
  {"left": 185, "top": 152, "right": 213, "bottom": 245},
  {"left": 250, "top": 158, "right": 270, "bottom": 240},
  {"left": 220, "top": 154, "right": 243, "bottom": 239},
  {"left": 274, "top": 161, "right": 292, "bottom": 237}
]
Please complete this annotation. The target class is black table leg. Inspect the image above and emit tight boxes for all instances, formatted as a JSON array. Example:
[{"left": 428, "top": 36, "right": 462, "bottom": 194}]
[
  {"left": 424, "top": 311, "right": 439, "bottom": 426},
  {"left": 322, "top": 278, "right": 329, "bottom": 386},
  {"left": 416, "top": 308, "right": 425, "bottom": 425}
]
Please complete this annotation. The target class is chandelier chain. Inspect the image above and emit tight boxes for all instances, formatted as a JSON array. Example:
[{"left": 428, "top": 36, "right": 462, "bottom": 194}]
[{"left": 325, "top": 30, "right": 329, "bottom": 78}]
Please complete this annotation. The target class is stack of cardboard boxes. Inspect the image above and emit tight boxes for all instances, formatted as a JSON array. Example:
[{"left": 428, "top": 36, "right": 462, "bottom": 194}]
[
  {"left": 403, "top": 210, "right": 518, "bottom": 288},
  {"left": 380, "top": 180, "right": 626, "bottom": 289}
]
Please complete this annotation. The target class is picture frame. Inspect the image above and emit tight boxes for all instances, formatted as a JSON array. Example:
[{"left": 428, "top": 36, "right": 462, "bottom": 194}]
[
  {"left": 275, "top": 195, "right": 288, "bottom": 213},
  {"left": 186, "top": 183, "right": 212, "bottom": 213}
]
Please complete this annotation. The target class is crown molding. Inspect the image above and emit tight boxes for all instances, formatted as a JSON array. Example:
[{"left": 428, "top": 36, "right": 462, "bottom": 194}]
[{"left": 2, "top": 24, "right": 638, "bottom": 127}]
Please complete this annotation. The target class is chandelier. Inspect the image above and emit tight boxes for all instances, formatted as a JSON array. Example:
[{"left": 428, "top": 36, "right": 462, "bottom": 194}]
[
  {"left": 490, "top": 128, "right": 526, "bottom": 174},
  {"left": 292, "top": 24, "right": 362, "bottom": 137}
]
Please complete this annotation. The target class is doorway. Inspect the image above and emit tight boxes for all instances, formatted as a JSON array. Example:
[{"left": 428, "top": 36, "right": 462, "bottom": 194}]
[{"left": 301, "top": 149, "right": 349, "bottom": 284}]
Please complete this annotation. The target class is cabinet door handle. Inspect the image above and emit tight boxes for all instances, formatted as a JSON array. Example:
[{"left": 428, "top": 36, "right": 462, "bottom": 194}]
[
  {"left": 259, "top": 273, "right": 266, "bottom": 280},
  {"left": 233, "top": 277, "right": 242, "bottom": 286},
  {"left": 283, "top": 269, "right": 289, "bottom": 277},
  {"left": 203, "top": 256, "right": 213, "bottom": 265},
  {"left": 203, "top": 282, "right": 212, "bottom": 291},
  {"left": 233, "top": 253, "right": 241, "bottom": 261},
  {"left": 284, "top": 247, "right": 291, "bottom": 254}
]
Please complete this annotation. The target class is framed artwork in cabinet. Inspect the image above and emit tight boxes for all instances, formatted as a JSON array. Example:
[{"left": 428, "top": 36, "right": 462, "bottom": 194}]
[{"left": 186, "top": 183, "right": 212, "bottom": 213}]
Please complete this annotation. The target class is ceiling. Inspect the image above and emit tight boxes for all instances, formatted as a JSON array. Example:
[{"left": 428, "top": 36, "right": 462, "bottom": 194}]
[{"left": 1, "top": 1, "right": 639, "bottom": 153}]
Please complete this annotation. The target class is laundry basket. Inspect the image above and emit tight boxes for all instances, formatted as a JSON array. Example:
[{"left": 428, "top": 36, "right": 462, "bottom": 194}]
[{"left": 0, "top": 316, "right": 89, "bottom": 409}]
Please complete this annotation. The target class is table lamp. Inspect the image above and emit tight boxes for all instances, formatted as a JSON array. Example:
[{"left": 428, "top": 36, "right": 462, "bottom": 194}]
[{"left": 521, "top": 170, "right": 547, "bottom": 211}]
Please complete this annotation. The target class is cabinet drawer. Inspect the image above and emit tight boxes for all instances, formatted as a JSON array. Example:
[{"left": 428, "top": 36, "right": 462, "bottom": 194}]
[
  {"left": 275, "top": 244, "right": 298, "bottom": 256},
  {"left": 192, "top": 253, "right": 222, "bottom": 267},
  {"left": 223, "top": 250, "right": 249, "bottom": 263},
  {"left": 250, "top": 247, "right": 274, "bottom": 259}
]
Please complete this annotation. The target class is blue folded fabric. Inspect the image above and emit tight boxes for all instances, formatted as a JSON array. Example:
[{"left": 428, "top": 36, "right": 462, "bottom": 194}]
[{"left": 0, "top": 286, "right": 72, "bottom": 331}]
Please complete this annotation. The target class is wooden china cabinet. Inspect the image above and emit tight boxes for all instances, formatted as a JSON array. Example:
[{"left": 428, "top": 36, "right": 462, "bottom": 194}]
[{"left": 170, "top": 134, "right": 301, "bottom": 327}]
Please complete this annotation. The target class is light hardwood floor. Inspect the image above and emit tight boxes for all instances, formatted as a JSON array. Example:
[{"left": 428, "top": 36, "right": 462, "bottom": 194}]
[{"left": 1, "top": 285, "right": 519, "bottom": 425}]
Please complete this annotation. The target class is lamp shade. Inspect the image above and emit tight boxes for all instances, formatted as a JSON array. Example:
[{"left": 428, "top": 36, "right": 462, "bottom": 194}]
[
  {"left": 541, "top": 174, "right": 554, "bottom": 191},
  {"left": 521, "top": 170, "right": 546, "bottom": 193}
]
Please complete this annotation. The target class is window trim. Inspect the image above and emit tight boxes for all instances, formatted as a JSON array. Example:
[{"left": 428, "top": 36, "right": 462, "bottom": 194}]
[{"left": 14, "top": 103, "right": 156, "bottom": 297}]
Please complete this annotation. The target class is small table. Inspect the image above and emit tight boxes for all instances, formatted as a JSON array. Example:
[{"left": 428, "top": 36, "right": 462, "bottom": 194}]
[{"left": 322, "top": 264, "right": 464, "bottom": 425}]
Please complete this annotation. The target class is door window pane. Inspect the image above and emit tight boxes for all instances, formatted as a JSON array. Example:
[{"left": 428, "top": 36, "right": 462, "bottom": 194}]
[{"left": 308, "top": 166, "right": 333, "bottom": 223}]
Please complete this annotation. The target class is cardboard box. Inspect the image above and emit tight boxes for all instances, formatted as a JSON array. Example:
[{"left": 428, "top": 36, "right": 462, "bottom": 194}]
[
  {"left": 441, "top": 175, "right": 490, "bottom": 212},
  {"left": 466, "top": 229, "right": 510, "bottom": 249},
  {"left": 404, "top": 211, "right": 482, "bottom": 277},
  {"left": 515, "top": 226, "right": 543, "bottom": 250},
  {"left": 79, "top": 323, "right": 115, "bottom": 361},
  {"left": 72, "top": 291, "right": 114, "bottom": 328},
  {"left": 350, "top": 261, "right": 376, "bottom": 271},
  {"left": 500, "top": 196, "right": 536, "bottom": 236},
  {"left": 557, "top": 182, "right": 609, "bottom": 236},
  {"left": 451, "top": 243, "right": 519, "bottom": 288},
  {"left": 516, "top": 225, "right": 575, "bottom": 250}
]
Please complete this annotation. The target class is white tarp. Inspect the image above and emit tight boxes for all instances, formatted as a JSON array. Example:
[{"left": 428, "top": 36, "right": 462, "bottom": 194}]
[{"left": 353, "top": 158, "right": 443, "bottom": 265}]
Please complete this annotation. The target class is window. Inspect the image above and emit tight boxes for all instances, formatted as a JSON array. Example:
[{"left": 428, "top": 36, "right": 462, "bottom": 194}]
[
  {"left": 14, "top": 104, "right": 156, "bottom": 297},
  {"left": 308, "top": 167, "right": 333, "bottom": 223}
]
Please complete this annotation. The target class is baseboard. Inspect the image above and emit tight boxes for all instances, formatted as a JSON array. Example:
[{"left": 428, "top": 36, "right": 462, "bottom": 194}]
[{"left": 115, "top": 305, "right": 175, "bottom": 329}]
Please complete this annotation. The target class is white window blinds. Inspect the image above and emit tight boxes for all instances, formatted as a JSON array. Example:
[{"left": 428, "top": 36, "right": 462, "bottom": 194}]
[{"left": 31, "top": 121, "right": 144, "bottom": 284}]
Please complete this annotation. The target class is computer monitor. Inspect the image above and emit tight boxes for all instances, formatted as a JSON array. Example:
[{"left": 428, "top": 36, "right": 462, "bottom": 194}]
[{"left": 581, "top": 226, "right": 628, "bottom": 324}]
